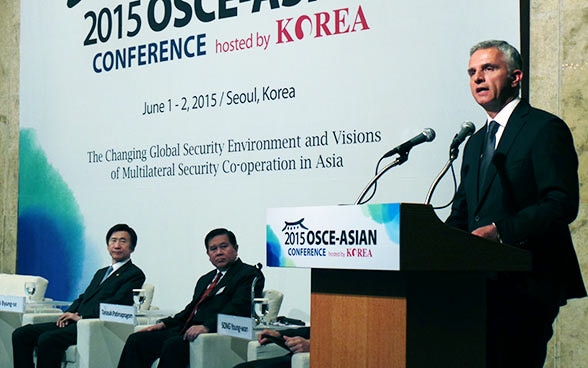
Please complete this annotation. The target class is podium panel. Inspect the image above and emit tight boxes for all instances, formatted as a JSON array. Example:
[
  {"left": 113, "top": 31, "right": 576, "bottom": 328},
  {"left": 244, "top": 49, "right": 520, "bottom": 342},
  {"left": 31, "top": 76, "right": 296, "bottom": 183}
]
[
  {"left": 311, "top": 291, "right": 406, "bottom": 367},
  {"left": 311, "top": 268, "right": 488, "bottom": 367},
  {"left": 268, "top": 203, "right": 531, "bottom": 367}
]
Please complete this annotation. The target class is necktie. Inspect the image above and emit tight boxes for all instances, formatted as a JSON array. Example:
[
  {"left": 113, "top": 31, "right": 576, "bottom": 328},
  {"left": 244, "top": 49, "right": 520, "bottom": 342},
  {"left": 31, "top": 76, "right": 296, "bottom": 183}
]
[
  {"left": 101, "top": 266, "right": 114, "bottom": 284},
  {"left": 479, "top": 120, "right": 499, "bottom": 188},
  {"left": 182, "top": 272, "right": 222, "bottom": 332}
]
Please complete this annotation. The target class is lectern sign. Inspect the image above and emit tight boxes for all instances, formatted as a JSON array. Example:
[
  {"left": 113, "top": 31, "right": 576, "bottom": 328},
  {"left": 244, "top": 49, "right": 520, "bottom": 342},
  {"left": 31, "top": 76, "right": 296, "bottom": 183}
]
[{"left": 266, "top": 203, "right": 400, "bottom": 270}]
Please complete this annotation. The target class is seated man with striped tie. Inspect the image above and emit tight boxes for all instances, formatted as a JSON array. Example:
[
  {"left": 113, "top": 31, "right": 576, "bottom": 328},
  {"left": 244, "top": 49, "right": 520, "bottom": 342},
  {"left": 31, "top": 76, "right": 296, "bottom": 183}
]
[
  {"left": 12, "top": 223, "right": 146, "bottom": 368},
  {"left": 117, "top": 228, "right": 265, "bottom": 368}
]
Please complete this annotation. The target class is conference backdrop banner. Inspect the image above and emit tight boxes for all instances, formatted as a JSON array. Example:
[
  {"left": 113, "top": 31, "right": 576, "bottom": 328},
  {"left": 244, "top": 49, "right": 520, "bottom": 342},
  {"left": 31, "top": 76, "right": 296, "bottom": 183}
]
[{"left": 19, "top": 0, "right": 519, "bottom": 317}]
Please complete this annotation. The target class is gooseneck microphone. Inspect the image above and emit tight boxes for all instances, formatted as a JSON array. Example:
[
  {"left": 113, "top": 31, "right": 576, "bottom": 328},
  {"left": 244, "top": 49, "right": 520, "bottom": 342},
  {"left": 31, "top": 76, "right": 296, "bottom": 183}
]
[
  {"left": 450, "top": 121, "right": 476, "bottom": 150},
  {"left": 383, "top": 128, "right": 436, "bottom": 158},
  {"left": 251, "top": 263, "right": 263, "bottom": 321},
  {"left": 425, "top": 121, "right": 476, "bottom": 206},
  {"left": 355, "top": 128, "right": 436, "bottom": 205}
]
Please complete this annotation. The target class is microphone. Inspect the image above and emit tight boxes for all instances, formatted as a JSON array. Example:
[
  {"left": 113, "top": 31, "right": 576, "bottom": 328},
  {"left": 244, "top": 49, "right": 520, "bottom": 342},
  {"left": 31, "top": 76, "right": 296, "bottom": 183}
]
[
  {"left": 450, "top": 121, "right": 476, "bottom": 149},
  {"left": 251, "top": 264, "right": 263, "bottom": 320},
  {"left": 383, "top": 128, "right": 436, "bottom": 158}
]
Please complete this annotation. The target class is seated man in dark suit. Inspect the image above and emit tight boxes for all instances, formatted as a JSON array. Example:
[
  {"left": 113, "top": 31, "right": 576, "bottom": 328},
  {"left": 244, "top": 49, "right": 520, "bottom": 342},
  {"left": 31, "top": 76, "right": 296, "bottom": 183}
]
[
  {"left": 234, "top": 327, "right": 311, "bottom": 368},
  {"left": 117, "top": 227, "right": 265, "bottom": 368},
  {"left": 12, "top": 223, "right": 146, "bottom": 368}
]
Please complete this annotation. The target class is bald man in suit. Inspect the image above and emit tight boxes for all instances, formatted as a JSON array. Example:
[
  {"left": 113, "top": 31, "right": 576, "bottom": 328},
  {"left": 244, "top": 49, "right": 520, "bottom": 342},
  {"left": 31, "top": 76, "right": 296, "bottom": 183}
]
[
  {"left": 446, "top": 40, "right": 586, "bottom": 367},
  {"left": 13, "top": 223, "right": 146, "bottom": 368}
]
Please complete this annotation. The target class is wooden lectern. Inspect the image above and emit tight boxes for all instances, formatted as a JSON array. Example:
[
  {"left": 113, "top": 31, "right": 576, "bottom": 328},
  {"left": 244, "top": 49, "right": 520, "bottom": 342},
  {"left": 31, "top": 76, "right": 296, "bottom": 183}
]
[{"left": 309, "top": 203, "right": 531, "bottom": 367}]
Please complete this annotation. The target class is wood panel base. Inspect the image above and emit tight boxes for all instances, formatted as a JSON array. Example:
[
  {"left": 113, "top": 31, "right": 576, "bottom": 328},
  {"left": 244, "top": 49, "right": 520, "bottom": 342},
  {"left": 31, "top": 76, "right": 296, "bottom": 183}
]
[{"left": 311, "top": 292, "right": 407, "bottom": 368}]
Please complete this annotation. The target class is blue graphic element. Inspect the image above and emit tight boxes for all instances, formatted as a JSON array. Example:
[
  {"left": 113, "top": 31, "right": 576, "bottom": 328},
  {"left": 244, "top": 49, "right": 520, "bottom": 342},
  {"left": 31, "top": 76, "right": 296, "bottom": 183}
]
[
  {"left": 266, "top": 225, "right": 285, "bottom": 267},
  {"left": 362, "top": 203, "right": 400, "bottom": 244},
  {"left": 17, "top": 129, "right": 87, "bottom": 301}
]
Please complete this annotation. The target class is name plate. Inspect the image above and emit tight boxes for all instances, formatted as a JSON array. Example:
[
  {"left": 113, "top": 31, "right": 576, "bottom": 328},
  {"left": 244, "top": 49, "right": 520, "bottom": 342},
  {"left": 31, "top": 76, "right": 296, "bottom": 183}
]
[
  {"left": 0, "top": 295, "right": 26, "bottom": 313},
  {"left": 267, "top": 203, "right": 400, "bottom": 270},
  {"left": 217, "top": 314, "right": 254, "bottom": 340},
  {"left": 99, "top": 303, "right": 135, "bottom": 325}
]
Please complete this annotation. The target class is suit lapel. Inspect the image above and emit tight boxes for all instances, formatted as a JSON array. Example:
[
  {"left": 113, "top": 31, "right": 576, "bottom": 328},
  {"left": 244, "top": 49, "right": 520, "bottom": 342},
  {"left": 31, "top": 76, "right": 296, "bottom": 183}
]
[
  {"left": 198, "top": 259, "right": 241, "bottom": 304},
  {"left": 85, "top": 261, "right": 132, "bottom": 300},
  {"left": 475, "top": 100, "right": 530, "bottom": 210},
  {"left": 469, "top": 125, "right": 486, "bottom": 202},
  {"left": 193, "top": 270, "right": 218, "bottom": 304},
  {"left": 494, "top": 101, "right": 529, "bottom": 156}
]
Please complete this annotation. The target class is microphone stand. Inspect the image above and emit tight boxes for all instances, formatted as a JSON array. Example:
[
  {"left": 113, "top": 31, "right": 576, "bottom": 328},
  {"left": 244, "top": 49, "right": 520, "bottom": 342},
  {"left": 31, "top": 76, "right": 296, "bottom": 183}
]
[
  {"left": 354, "top": 153, "right": 408, "bottom": 205},
  {"left": 424, "top": 147, "right": 459, "bottom": 205},
  {"left": 251, "top": 263, "right": 262, "bottom": 323}
]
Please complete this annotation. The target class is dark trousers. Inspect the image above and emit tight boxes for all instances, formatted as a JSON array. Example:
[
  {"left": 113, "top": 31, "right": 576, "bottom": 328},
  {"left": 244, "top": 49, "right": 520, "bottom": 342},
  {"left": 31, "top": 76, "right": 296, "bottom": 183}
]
[
  {"left": 233, "top": 354, "right": 292, "bottom": 368},
  {"left": 487, "top": 276, "right": 561, "bottom": 368},
  {"left": 117, "top": 326, "right": 190, "bottom": 368},
  {"left": 12, "top": 322, "right": 77, "bottom": 368}
]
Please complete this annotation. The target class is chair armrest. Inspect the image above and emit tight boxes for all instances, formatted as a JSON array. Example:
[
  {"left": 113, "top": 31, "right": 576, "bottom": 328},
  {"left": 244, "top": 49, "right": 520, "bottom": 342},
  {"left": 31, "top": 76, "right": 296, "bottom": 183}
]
[
  {"left": 21, "top": 312, "right": 61, "bottom": 325},
  {"left": 76, "top": 319, "right": 135, "bottom": 368},
  {"left": 135, "top": 316, "right": 152, "bottom": 326},
  {"left": 189, "top": 333, "right": 249, "bottom": 368},
  {"left": 247, "top": 340, "right": 290, "bottom": 361},
  {"left": 291, "top": 352, "right": 310, "bottom": 368}
]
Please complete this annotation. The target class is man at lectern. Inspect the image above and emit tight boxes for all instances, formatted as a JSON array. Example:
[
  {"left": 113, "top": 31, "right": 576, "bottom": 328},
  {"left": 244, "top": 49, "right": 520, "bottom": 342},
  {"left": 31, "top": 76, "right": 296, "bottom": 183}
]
[
  {"left": 117, "top": 227, "right": 264, "bottom": 368},
  {"left": 12, "top": 223, "right": 146, "bottom": 368},
  {"left": 446, "top": 40, "right": 586, "bottom": 367}
]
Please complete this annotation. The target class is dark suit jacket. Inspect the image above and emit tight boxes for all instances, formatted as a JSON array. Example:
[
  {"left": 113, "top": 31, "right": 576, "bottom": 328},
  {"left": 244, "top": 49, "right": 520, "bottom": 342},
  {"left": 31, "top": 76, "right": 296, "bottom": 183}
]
[
  {"left": 66, "top": 260, "right": 146, "bottom": 318},
  {"left": 446, "top": 99, "right": 586, "bottom": 305},
  {"left": 160, "top": 258, "right": 264, "bottom": 332}
]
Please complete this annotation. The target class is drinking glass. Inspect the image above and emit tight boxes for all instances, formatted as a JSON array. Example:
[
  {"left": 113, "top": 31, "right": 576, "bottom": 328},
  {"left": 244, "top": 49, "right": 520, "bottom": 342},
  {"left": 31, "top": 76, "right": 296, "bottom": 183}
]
[
  {"left": 253, "top": 297, "right": 270, "bottom": 326},
  {"left": 24, "top": 281, "right": 37, "bottom": 302},
  {"left": 132, "top": 289, "right": 146, "bottom": 313}
]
